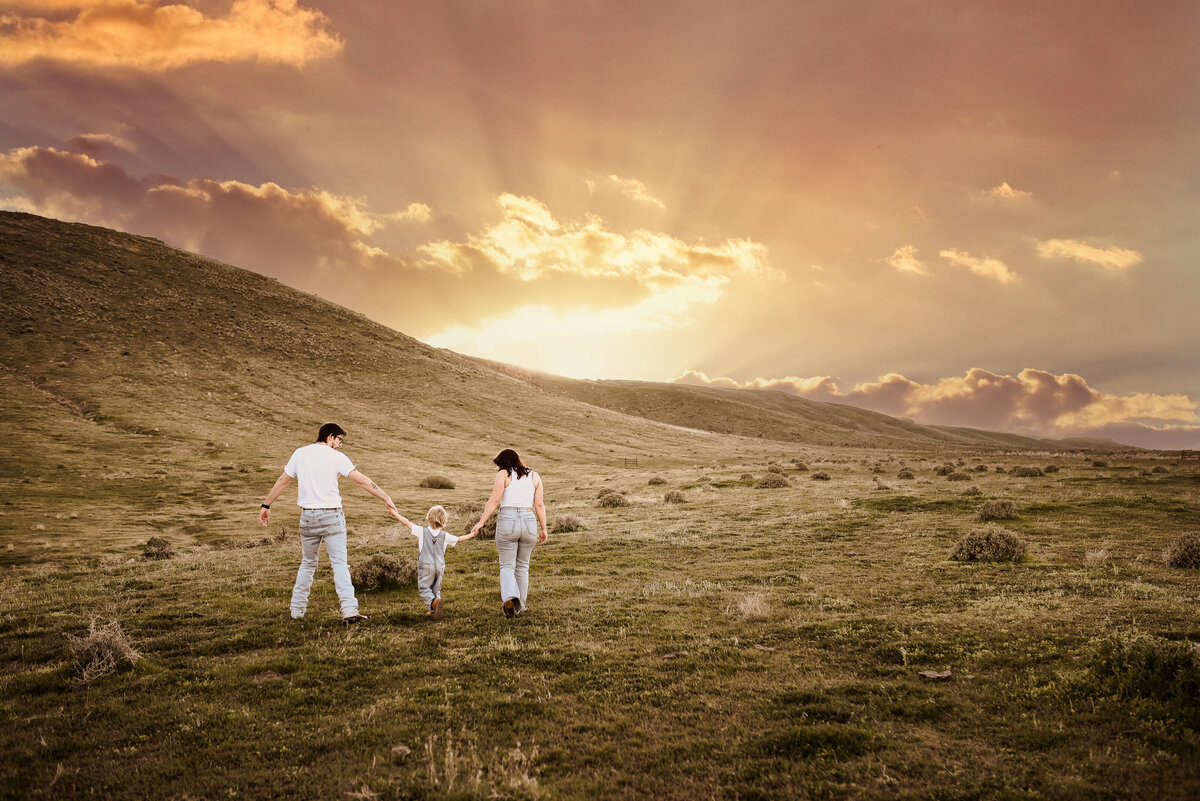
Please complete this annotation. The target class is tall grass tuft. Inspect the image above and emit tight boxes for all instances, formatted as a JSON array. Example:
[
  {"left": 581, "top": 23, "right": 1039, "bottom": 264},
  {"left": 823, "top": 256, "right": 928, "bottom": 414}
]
[
  {"left": 1163, "top": 533, "right": 1200, "bottom": 569},
  {"left": 978, "top": 499, "right": 1018, "bottom": 521},
  {"left": 731, "top": 593, "right": 772, "bottom": 620},
  {"left": 66, "top": 619, "right": 142, "bottom": 685},
  {"left": 1086, "top": 632, "right": 1200, "bottom": 728},
  {"left": 351, "top": 553, "right": 417, "bottom": 591},
  {"left": 1085, "top": 549, "right": 1110, "bottom": 568},
  {"left": 951, "top": 525, "right": 1027, "bottom": 562},
  {"left": 663, "top": 490, "right": 687, "bottom": 504}
]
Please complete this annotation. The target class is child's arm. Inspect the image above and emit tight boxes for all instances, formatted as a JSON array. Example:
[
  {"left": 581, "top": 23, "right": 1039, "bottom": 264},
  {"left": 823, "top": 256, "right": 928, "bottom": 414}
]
[
  {"left": 456, "top": 530, "right": 478, "bottom": 544},
  {"left": 386, "top": 508, "right": 417, "bottom": 532}
]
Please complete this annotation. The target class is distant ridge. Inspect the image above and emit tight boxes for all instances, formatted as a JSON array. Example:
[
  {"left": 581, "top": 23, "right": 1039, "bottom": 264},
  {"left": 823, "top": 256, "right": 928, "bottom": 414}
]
[{"left": 1, "top": 211, "right": 1109, "bottom": 463}]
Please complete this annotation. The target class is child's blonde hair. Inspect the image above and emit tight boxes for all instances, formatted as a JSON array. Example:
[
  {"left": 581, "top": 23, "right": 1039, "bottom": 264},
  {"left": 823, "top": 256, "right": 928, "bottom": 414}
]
[{"left": 426, "top": 505, "right": 448, "bottom": 529}]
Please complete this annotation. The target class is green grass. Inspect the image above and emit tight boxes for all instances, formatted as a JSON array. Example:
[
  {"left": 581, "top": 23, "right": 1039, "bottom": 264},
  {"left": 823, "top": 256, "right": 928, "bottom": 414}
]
[{"left": 2, "top": 213, "right": 1198, "bottom": 798}]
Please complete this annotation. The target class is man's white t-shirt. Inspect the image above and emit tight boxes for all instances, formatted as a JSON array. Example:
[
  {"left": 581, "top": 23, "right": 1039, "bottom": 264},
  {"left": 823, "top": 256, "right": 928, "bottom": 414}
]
[{"left": 284, "top": 443, "right": 355, "bottom": 508}]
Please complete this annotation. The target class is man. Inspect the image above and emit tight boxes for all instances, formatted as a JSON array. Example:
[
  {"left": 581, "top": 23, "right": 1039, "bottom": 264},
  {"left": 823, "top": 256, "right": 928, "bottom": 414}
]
[{"left": 259, "top": 423, "right": 397, "bottom": 623}]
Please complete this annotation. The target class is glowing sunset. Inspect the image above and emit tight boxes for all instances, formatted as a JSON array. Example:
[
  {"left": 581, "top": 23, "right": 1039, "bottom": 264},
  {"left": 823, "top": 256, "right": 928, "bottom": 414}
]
[{"left": 2, "top": 0, "right": 1198, "bottom": 446}]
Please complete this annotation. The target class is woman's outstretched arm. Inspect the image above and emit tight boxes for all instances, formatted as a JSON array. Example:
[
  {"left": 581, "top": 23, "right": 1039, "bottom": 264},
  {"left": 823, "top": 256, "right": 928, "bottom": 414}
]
[{"left": 470, "top": 470, "right": 506, "bottom": 536}]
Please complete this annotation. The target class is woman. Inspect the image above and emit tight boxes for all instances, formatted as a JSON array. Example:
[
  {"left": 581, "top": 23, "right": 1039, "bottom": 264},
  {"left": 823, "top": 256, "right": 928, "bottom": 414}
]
[{"left": 470, "top": 448, "right": 548, "bottom": 617}]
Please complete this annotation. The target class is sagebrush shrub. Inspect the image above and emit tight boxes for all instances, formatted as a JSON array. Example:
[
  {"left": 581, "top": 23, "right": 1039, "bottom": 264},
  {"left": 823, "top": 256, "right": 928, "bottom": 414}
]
[
  {"left": 143, "top": 536, "right": 174, "bottom": 560},
  {"left": 935, "top": 464, "right": 955, "bottom": 476},
  {"left": 1152, "top": 465, "right": 1169, "bottom": 474},
  {"left": 596, "top": 488, "right": 626, "bottom": 499},
  {"left": 551, "top": 514, "right": 586, "bottom": 534},
  {"left": 351, "top": 553, "right": 417, "bottom": 591},
  {"left": 994, "top": 466, "right": 1007, "bottom": 474},
  {"left": 793, "top": 462, "right": 809, "bottom": 471},
  {"left": 1087, "top": 632, "right": 1200, "bottom": 728},
  {"left": 454, "top": 501, "right": 496, "bottom": 539},
  {"left": 419, "top": 475, "right": 455, "bottom": 489},
  {"left": 66, "top": 619, "right": 141, "bottom": 684},
  {"left": 663, "top": 490, "right": 687, "bottom": 504},
  {"left": 740, "top": 473, "right": 755, "bottom": 481},
  {"left": 1044, "top": 465, "right": 1060, "bottom": 473},
  {"left": 756, "top": 473, "right": 789, "bottom": 489},
  {"left": 946, "top": 472, "right": 972, "bottom": 482},
  {"left": 810, "top": 471, "right": 831, "bottom": 481},
  {"left": 648, "top": 476, "right": 667, "bottom": 485},
  {"left": 973, "top": 464, "right": 989, "bottom": 473},
  {"left": 598, "top": 493, "right": 630, "bottom": 508},
  {"left": 896, "top": 469, "right": 915, "bottom": 480},
  {"left": 1092, "top": 460, "right": 1108, "bottom": 467},
  {"left": 768, "top": 465, "right": 785, "bottom": 475},
  {"left": 951, "top": 525, "right": 1027, "bottom": 562},
  {"left": 1163, "top": 533, "right": 1200, "bottom": 569},
  {"left": 978, "top": 499, "right": 1018, "bottom": 521},
  {"left": 961, "top": 486, "right": 982, "bottom": 496},
  {"left": 1010, "top": 466, "right": 1043, "bottom": 478}
]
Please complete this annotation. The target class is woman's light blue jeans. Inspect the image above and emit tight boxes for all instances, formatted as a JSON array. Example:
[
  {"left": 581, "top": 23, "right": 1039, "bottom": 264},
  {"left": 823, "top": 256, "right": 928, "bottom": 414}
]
[{"left": 496, "top": 507, "right": 537, "bottom": 607}]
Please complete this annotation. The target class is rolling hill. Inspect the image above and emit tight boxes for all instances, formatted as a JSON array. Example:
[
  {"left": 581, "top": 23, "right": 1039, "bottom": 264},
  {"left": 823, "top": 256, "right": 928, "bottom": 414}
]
[{"left": 0, "top": 211, "right": 1103, "bottom": 560}]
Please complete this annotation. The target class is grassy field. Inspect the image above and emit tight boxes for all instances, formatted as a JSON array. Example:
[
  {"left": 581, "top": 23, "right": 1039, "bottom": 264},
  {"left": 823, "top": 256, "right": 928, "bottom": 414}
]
[
  {"left": 2, "top": 212, "right": 1198, "bottom": 798},
  {"left": 3, "top": 453, "right": 1198, "bottom": 799}
]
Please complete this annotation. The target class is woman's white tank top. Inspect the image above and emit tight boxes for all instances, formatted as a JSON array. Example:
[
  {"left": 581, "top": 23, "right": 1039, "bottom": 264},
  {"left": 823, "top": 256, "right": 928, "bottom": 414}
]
[{"left": 500, "top": 471, "right": 537, "bottom": 507}]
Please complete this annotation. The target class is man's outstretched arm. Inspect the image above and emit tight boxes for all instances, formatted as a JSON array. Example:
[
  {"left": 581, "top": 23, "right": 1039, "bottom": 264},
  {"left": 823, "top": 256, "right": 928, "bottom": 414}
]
[
  {"left": 259, "top": 472, "right": 292, "bottom": 525},
  {"left": 349, "top": 470, "right": 397, "bottom": 515}
]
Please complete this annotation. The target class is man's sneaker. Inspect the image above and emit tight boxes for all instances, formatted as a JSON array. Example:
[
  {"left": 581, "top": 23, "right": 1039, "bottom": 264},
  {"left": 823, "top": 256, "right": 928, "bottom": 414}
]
[
  {"left": 502, "top": 598, "right": 517, "bottom": 618},
  {"left": 341, "top": 613, "right": 368, "bottom": 624},
  {"left": 430, "top": 598, "right": 444, "bottom": 620}
]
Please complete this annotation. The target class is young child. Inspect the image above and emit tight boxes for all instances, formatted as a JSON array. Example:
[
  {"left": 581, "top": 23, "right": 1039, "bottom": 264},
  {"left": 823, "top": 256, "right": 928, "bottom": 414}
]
[{"left": 388, "top": 505, "right": 476, "bottom": 619}]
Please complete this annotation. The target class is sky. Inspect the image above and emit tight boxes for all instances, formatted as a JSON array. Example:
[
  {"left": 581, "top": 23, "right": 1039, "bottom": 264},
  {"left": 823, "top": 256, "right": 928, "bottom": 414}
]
[{"left": 2, "top": 0, "right": 1198, "bottom": 448}]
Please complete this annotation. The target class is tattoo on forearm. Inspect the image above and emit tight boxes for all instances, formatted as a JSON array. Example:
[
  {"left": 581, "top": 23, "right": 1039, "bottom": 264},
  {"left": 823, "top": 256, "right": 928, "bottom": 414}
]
[{"left": 370, "top": 481, "right": 380, "bottom": 492}]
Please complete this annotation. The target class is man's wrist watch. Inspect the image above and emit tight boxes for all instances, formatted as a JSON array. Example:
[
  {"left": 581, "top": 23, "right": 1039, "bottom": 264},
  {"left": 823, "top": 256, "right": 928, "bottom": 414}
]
[{"left": 261, "top": 504, "right": 270, "bottom": 509}]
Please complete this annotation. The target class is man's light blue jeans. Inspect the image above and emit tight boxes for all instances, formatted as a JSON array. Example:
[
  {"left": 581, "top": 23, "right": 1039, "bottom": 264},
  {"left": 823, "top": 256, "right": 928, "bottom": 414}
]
[{"left": 290, "top": 509, "right": 359, "bottom": 618}]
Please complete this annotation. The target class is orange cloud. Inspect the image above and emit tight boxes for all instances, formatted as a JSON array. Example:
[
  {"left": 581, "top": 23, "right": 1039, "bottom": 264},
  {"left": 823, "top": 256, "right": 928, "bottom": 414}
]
[
  {"left": 939, "top": 248, "right": 1020, "bottom": 284},
  {"left": 1036, "top": 238, "right": 1143, "bottom": 271},
  {"left": 0, "top": 0, "right": 342, "bottom": 69},
  {"left": 419, "top": 193, "right": 773, "bottom": 287},
  {"left": 988, "top": 182, "right": 1032, "bottom": 200},
  {"left": 671, "top": 367, "right": 1199, "bottom": 445},
  {"left": 887, "top": 245, "right": 927, "bottom": 275}
]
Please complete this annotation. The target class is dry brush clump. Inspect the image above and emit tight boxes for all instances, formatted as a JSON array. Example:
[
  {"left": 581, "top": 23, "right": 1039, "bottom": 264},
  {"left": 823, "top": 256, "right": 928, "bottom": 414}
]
[
  {"left": 729, "top": 593, "right": 772, "bottom": 620},
  {"left": 1152, "top": 465, "right": 1169, "bottom": 474},
  {"left": 551, "top": 514, "right": 586, "bottom": 534},
  {"left": 598, "top": 492, "right": 630, "bottom": 508},
  {"left": 978, "top": 499, "right": 1018, "bottom": 521},
  {"left": 647, "top": 476, "right": 667, "bottom": 486},
  {"left": 946, "top": 472, "right": 972, "bottom": 482},
  {"left": 142, "top": 536, "right": 175, "bottom": 560},
  {"left": 810, "top": 471, "right": 831, "bottom": 481},
  {"left": 1010, "top": 466, "right": 1044, "bottom": 478},
  {"left": 961, "top": 486, "right": 982, "bottom": 497},
  {"left": 1044, "top": 464, "right": 1060, "bottom": 473},
  {"left": 767, "top": 465, "right": 785, "bottom": 475},
  {"left": 1085, "top": 549, "right": 1110, "bottom": 568},
  {"left": 66, "top": 619, "right": 142, "bottom": 685},
  {"left": 1163, "top": 533, "right": 1200, "bottom": 569},
  {"left": 419, "top": 475, "right": 456, "bottom": 489},
  {"left": 896, "top": 469, "right": 915, "bottom": 480},
  {"left": 951, "top": 525, "right": 1028, "bottom": 563},
  {"left": 663, "top": 490, "right": 687, "bottom": 504},
  {"left": 351, "top": 552, "right": 417, "bottom": 591},
  {"left": 756, "top": 473, "right": 789, "bottom": 489},
  {"left": 935, "top": 464, "right": 956, "bottom": 476},
  {"left": 454, "top": 501, "right": 495, "bottom": 539},
  {"left": 740, "top": 473, "right": 755, "bottom": 481}
]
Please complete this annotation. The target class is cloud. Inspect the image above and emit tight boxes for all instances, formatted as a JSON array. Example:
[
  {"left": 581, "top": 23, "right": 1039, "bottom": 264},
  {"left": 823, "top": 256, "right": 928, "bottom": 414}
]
[
  {"left": 66, "top": 132, "right": 136, "bottom": 156},
  {"left": 387, "top": 202, "right": 432, "bottom": 224},
  {"left": 671, "top": 367, "right": 1199, "bottom": 446},
  {"left": 419, "top": 193, "right": 773, "bottom": 286},
  {"left": 1036, "top": 238, "right": 1143, "bottom": 271},
  {"left": 988, "top": 182, "right": 1032, "bottom": 200},
  {"left": 604, "top": 174, "right": 666, "bottom": 209},
  {"left": 939, "top": 248, "right": 1020, "bottom": 284},
  {"left": 0, "top": 0, "right": 342, "bottom": 70},
  {"left": 887, "top": 245, "right": 927, "bottom": 275}
]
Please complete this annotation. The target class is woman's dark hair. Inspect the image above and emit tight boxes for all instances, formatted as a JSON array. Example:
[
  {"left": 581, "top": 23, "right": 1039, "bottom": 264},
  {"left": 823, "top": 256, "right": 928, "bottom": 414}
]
[
  {"left": 493, "top": 448, "right": 530, "bottom": 479},
  {"left": 317, "top": 422, "right": 347, "bottom": 443}
]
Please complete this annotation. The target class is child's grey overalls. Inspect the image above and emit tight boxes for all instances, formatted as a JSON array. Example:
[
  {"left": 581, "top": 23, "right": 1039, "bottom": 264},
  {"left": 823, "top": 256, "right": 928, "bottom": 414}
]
[{"left": 417, "top": 526, "right": 447, "bottom": 606}]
